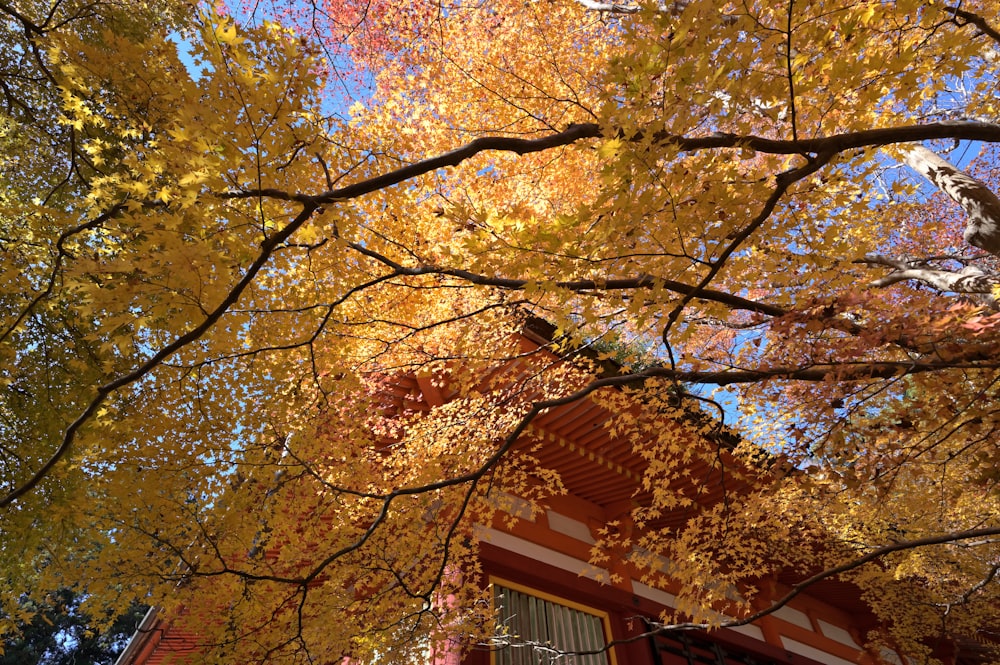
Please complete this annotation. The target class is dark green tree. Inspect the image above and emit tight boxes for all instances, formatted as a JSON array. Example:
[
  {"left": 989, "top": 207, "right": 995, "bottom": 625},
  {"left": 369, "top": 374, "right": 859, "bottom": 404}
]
[{"left": 1, "top": 589, "right": 147, "bottom": 665}]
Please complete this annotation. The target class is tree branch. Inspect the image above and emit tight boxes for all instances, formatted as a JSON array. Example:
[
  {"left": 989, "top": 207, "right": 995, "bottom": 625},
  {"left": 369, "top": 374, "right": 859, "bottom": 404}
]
[
  {"left": 574, "top": 0, "right": 644, "bottom": 13},
  {"left": 647, "top": 525, "right": 1000, "bottom": 633},
  {"left": 344, "top": 240, "right": 789, "bottom": 317},
  {"left": 857, "top": 254, "right": 999, "bottom": 294},
  {"left": 635, "top": 360, "right": 999, "bottom": 385},
  {"left": 222, "top": 121, "right": 1000, "bottom": 205},
  {"left": 903, "top": 145, "right": 1000, "bottom": 257},
  {"left": 947, "top": 6, "right": 1000, "bottom": 45},
  {"left": 0, "top": 201, "right": 320, "bottom": 508},
  {"left": 651, "top": 121, "right": 1000, "bottom": 157},
  {"left": 220, "top": 123, "right": 604, "bottom": 205},
  {"left": 660, "top": 152, "right": 833, "bottom": 346},
  {"left": 514, "top": 525, "right": 1000, "bottom": 658}
]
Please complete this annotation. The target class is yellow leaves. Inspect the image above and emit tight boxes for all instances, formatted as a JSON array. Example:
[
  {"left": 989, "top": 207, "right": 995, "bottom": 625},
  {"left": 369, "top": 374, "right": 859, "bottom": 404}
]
[
  {"left": 213, "top": 20, "right": 244, "bottom": 46},
  {"left": 166, "top": 124, "right": 193, "bottom": 143},
  {"left": 128, "top": 180, "right": 151, "bottom": 199},
  {"left": 857, "top": 3, "right": 878, "bottom": 27},
  {"left": 3, "top": 0, "right": 1000, "bottom": 662},
  {"left": 791, "top": 52, "right": 811, "bottom": 71},
  {"left": 177, "top": 169, "right": 211, "bottom": 188},
  {"left": 597, "top": 138, "right": 623, "bottom": 159}
]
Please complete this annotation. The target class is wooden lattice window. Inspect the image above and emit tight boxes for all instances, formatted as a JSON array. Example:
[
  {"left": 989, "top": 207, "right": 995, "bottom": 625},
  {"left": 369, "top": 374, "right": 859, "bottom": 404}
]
[
  {"left": 492, "top": 579, "right": 614, "bottom": 665},
  {"left": 649, "top": 630, "right": 783, "bottom": 665}
]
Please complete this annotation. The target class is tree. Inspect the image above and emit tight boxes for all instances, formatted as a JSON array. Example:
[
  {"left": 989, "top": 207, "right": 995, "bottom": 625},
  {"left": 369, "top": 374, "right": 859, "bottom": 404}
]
[
  {"left": 2, "top": 0, "right": 1000, "bottom": 663},
  {"left": 0, "top": 589, "right": 147, "bottom": 665}
]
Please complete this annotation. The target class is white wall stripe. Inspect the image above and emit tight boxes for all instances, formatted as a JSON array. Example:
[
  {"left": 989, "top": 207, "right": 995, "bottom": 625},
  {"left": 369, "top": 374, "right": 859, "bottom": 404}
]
[
  {"left": 782, "top": 637, "right": 857, "bottom": 665},
  {"left": 546, "top": 510, "right": 596, "bottom": 544},
  {"left": 475, "top": 526, "right": 608, "bottom": 582}
]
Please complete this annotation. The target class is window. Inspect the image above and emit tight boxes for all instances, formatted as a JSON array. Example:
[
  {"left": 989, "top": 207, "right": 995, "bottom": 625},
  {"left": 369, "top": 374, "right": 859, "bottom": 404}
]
[
  {"left": 492, "top": 579, "right": 613, "bottom": 665},
  {"left": 649, "top": 630, "right": 784, "bottom": 665}
]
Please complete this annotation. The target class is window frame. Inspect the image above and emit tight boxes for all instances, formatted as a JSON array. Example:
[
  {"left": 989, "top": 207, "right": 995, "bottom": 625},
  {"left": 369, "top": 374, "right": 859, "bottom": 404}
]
[{"left": 489, "top": 575, "right": 619, "bottom": 665}]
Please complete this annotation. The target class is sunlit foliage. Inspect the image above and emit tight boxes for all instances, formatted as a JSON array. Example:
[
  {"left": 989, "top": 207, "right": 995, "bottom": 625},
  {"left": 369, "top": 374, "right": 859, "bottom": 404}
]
[{"left": 2, "top": 0, "right": 1000, "bottom": 663}]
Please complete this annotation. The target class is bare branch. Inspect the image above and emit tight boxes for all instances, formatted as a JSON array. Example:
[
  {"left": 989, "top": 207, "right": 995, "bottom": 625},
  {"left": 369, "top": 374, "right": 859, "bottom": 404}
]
[
  {"left": 220, "top": 123, "right": 605, "bottom": 205},
  {"left": 344, "top": 239, "right": 789, "bottom": 316},
  {"left": 573, "top": 0, "right": 741, "bottom": 25},
  {"left": 573, "top": 0, "right": 692, "bottom": 15}
]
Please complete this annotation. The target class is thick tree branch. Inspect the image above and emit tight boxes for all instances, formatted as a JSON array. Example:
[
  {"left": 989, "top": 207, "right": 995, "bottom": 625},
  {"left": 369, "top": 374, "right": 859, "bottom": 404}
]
[
  {"left": 220, "top": 123, "right": 604, "bottom": 205},
  {"left": 947, "top": 6, "right": 1000, "bottom": 45},
  {"left": 634, "top": 359, "right": 1000, "bottom": 386},
  {"left": 858, "top": 254, "right": 999, "bottom": 294},
  {"left": 573, "top": 0, "right": 739, "bottom": 24},
  {"left": 574, "top": 0, "right": 644, "bottom": 13},
  {"left": 903, "top": 145, "right": 1000, "bottom": 257},
  {"left": 222, "top": 121, "right": 1000, "bottom": 205},
  {"left": 649, "top": 121, "right": 1000, "bottom": 157}
]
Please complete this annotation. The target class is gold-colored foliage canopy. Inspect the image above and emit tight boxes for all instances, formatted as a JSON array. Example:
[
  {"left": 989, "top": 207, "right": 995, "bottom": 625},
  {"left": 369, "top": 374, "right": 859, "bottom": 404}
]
[{"left": 2, "top": 0, "right": 1000, "bottom": 662}]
